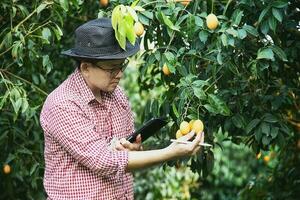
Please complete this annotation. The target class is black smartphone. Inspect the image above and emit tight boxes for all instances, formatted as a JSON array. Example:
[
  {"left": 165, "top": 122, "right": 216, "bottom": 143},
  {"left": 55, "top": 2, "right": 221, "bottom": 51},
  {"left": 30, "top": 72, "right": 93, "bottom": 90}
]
[{"left": 126, "top": 117, "right": 168, "bottom": 143}]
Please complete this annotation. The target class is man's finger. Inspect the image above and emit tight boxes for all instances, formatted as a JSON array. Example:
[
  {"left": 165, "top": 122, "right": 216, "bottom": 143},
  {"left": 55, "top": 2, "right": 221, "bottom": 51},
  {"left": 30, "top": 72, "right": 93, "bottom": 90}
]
[
  {"left": 135, "top": 134, "right": 142, "bottom": 144},
  {"left": 178, "top": 131, "right": 195, "bottom": 141},
  {"left": 115, "top": 140, "right": 126, "bottom": 151},
  {"left": 200, "top": 132, "right": 205, "bottom": 143}
]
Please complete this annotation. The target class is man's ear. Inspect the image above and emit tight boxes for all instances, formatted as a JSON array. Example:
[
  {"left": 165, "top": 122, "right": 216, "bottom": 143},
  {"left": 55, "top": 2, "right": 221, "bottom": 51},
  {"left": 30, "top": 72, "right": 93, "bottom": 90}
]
[{"left": 80, "top": 62, "right": 90, "bottom": 76}]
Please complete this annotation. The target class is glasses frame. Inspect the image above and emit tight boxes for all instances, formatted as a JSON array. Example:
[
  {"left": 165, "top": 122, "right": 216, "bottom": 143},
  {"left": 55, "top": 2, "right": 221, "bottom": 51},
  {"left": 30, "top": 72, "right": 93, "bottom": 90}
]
[{"left": 92, "top": 59, "right": 129, "bottom": 77}]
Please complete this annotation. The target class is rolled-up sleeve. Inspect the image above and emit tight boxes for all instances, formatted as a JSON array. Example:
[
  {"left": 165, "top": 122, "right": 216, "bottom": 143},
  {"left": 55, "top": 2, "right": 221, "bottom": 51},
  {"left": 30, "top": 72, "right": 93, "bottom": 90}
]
[{"left": 41, "top": 101, "right": 128, "bottom": 177}]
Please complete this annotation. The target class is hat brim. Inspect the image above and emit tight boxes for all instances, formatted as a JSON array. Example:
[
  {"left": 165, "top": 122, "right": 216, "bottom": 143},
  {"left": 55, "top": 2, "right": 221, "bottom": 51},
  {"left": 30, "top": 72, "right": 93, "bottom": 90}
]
[{"left": 61, "top": 40, "right": 140, "bottom": 60}]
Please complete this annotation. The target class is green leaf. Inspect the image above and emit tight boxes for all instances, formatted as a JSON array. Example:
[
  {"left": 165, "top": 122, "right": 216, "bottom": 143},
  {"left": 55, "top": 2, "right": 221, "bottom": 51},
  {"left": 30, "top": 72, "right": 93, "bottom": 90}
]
[
  {"left": 138, "top": 14, "right": 150, "bottom": 26},
  {"left": 207, "top": 94, "right": 230, "bottom": 116},
  {"left": 131, "top": 0, "right": 140, "bottom": 7},
  {"left": 268, "top": 16, "right": 277, "bottom": 32},
  {"left": 133, "top": 6, "right": 145, "bottom": 12},
  {"left": 271, "top": 127, "right": 279, "bottom": 139},
  {"left": 193, "top": 87, "right": 206, "bottom": 100},
  {"left": 203, "top": 104, "right": 218, "bottom": 115},
  {"left": 112, "top": 6, "right": 121, "bottom": 30},
  {"left": 228, "top": 37, "right": 235, "bottom": 47},
  {"left": 195, "top": 16, "right": 203, "bottom": 27},
  {"left": 270, "top": 45, "right": 288, "bottom": 61},
  {"left": 59, "top": 0, "right": 69, "bottom": 11},
  {"left": 217, "top": 52, "right": 223, "bottom": 65},
  {"left": 263, "top": 113, "right": 278, "bottom": 123},
  {"left": 10, "top": 98, "right": 22, "bottom": 114},
  {"left": 124, "top": 15, "right": 136, "bottom": 45},
  {"left": 140, "top": 10, "right": 153, "bottom": 19},
  {"left": 172, "top": 103, "right": 179, "bottom": 118},
  {"left": 116, "top": 31, "right": 126, "bottom": 50},
  {"left": 258, "top": 7, "right": 270, "bottom": 24},
  {"left": 221, "top": 33, "right": 227, "bottom": 46},
  {"left": 232, "top": 114, "right": 244, "bottom": 129},
  {"left": 164, "top": 52, "right": 175, "bottom": 61},
  {"left": 199, "top": 30, "right": 208, "bottom": 43},
  {"left": 257, "top": 48, "right": 274, "bottom": 60},
  {"left": 226, "top": 28, "right": 238, "bottom": 37},
  {"left": 261, "top": 122, "right": 270, "bottom": 135},
  {"left": 161, "top": 12, "right": 180, "bottom": 31},
  {"left": 0, "top": 32, "right": 12, "bottom": 49},
  {"left": 246, "top": 119, "right": 260, "bottom": 134},
  {"left": 21, "top": 98, "right": 29, "bottom": 113},
  {"left": 254, "top": 128, "right": 262, "bottom": 141},
  {"left": 52, "top": 24, "right": 63, "bottom": 40},
  {"left": 262, "top": 135, "right": 271, "bottom": 145},
  {"left": 192, "top": 80, "right": 209, "bottom": 87},
  {"left": 42, "top": 28, "right": 51, "bottom": 42},
  {"left": 260, "top": 20, "right": 269, "bottom": 35},
  {"left": 127, "top": 6, "right": 138, "bottom": 22},
  {"left": 237, "top": 29, "right": 247, "bottom": 39},
  {"left": 233, "top": 10, "right": 243, "bottom": 26},
  {"left": 37, "top": 2, "right": 48, "bottom": 14},
  {"left": 243, "top": 24, "right": 258, "bottom": 37},
  {"left": 272, "top": 8, "right": 283, "bottom": 22},
  {"left": 273, "top": 1, "right": 288, "bottom": 8}
]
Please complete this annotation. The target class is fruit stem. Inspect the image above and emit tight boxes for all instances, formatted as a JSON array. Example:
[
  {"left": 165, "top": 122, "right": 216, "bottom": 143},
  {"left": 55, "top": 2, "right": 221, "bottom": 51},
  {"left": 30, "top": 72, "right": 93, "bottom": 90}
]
[{"left": 223, "top": 0, "right": 233, "bottom": 16}]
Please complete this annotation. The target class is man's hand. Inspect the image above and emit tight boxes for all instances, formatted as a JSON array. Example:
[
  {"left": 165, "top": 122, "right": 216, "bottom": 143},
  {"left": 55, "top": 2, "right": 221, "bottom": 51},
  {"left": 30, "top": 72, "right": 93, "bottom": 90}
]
[{"left": 114, "top": 134, "right": 143, "bottom": 151}]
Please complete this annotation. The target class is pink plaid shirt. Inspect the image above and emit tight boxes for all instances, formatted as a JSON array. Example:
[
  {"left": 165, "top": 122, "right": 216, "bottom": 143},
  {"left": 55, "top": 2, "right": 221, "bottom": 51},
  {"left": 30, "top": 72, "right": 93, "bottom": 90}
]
[{"left": 40, "top": 69, "right": 135, "bottom": 200}]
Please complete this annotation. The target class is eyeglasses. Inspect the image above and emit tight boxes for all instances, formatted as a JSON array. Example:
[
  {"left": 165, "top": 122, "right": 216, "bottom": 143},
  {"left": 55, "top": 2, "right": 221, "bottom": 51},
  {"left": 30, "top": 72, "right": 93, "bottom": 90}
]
[{"left": 92, "top": 59, "right": 129, "bottom": 77}]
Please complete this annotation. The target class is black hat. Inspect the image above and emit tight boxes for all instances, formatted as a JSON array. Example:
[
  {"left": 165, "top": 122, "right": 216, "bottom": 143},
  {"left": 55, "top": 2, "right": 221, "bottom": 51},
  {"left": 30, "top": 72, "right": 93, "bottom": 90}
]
[{"left": 61, "top": 18, "right": 140, "bottom": 60}]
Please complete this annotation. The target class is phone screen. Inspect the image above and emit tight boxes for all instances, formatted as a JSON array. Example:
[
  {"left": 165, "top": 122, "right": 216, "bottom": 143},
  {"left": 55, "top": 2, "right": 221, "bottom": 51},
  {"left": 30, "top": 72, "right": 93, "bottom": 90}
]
[{"left": 127, "top": 117, "right": 168, "bottom": 143}]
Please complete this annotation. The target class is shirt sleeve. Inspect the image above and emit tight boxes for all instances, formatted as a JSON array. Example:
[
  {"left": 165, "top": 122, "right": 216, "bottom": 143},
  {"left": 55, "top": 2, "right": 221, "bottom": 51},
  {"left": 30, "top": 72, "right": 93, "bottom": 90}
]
[{"left": 41, "top": 100, "right": 128, "bottom": 178}]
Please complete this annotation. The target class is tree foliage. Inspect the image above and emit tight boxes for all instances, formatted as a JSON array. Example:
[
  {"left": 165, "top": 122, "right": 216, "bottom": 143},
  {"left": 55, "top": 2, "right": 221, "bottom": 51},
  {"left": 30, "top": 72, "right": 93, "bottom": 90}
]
[{"left": 0, "top": 0, "right": 299, "bottom": 199}]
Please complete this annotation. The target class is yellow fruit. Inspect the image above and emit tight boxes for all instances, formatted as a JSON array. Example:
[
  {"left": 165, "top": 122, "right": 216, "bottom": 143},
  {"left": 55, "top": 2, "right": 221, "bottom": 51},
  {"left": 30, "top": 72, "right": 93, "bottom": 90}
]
[
  {"left": 176, "top": 130, "right": 183, "bottom": 139},
  {"left": 162, "top": 63, "right": 171, "bottom": 76},
  {"left": 206, "top": 13, "right": 219, "bottom": 30},
  {"left": 180, "top": 121, "right": 191, "bottom": 135},
  {"left": 99, "top": 0, "right": 109, "bottom": 7},
  {"left": 3, "top": 164, "right": 11, "bottom": 174},
  {"left": 192, "top": 119, "right": 204, "bottom": 134},
  {"left": 176, "top": 0, "right": 192, "bottom": 6},
  {"left": 263, "top": 155, "right": 270, "bottom": 163},
  {"left": 134, "top": 22, "right": 144, "bottom": 37},
  {"left": 189, "top": 120, "right": 195, "bottom": 128}
]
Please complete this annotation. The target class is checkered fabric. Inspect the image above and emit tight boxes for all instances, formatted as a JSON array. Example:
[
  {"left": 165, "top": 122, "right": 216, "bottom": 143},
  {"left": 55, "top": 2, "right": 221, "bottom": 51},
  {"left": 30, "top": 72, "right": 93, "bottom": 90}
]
[{"left": 40, "top": 68, "right": 135, "bottom": 200}]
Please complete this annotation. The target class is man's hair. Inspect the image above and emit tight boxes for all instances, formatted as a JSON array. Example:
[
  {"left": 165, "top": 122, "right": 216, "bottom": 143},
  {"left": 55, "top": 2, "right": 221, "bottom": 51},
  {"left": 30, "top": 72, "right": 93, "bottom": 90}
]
[{"left": 75, "top": 58, "right": 98, "bottom": 69}]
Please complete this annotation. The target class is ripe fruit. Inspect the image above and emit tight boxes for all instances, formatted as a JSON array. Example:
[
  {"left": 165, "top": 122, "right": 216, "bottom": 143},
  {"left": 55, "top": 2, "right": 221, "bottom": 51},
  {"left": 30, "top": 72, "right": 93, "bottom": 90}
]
[
  {"left": 162, "top": 63, "right": 171, "bottom": 75},
  {"left": 263, "top": 155, "right": 270, "bottom": 163},
  {"left": 176, "top": 0, "right": 192, "bottom": 6},
  {"left": 180, "top": 121, "right": 191, "bottom": 135},
  {"left": 176, "top": 130, "right": 183, "bottom": 139},
  {"left": 3, "top": 164, "right": 11, "bottom": 174},
  {"left": 134, "top": 22, "right": 144, "bottom": 37},
  {"left": 206, "top": 13, "right": 219, "bottom": 30},
  {"left": 189, "top": 120, "right": 195, "bottom": 128},
  {"left": 99, "top": 0, "right": 109, "bottom": 7},
  {"left": 191, "top": 119, "right": 204, "bottom": 134}
]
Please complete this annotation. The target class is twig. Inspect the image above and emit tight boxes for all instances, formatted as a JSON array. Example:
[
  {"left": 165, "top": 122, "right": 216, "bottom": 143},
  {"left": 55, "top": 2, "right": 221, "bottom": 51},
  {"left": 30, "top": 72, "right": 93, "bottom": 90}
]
[{"left": 0, "top": 69, "right": 48, "bottom": 96}]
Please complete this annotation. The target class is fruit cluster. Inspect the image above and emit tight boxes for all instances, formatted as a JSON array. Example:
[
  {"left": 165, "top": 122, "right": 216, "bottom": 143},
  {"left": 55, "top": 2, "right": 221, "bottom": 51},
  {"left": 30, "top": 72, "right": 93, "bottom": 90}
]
[{"left": 176, "top": 119, "right": 204, "bottom": 139}]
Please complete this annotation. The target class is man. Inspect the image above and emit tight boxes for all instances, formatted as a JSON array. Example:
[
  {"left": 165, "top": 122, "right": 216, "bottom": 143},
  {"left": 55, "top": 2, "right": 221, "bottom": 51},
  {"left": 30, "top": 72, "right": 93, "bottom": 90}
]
[{"left": 40, "top": 17, "right": 204, "bottom": 200}]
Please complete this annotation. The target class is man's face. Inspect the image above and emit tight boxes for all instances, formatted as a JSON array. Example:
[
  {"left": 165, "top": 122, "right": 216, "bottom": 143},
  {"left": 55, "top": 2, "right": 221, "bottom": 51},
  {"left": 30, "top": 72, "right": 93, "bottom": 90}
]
[{"left": 80, "top": 59, "right": 128, "bottom": 93}]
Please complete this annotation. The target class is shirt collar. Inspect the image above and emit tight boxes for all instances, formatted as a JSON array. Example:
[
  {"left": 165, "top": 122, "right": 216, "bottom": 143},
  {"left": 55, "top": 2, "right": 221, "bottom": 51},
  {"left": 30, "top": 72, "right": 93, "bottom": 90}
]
[{"left": 73, "top": 68, "right": 97, "bottom": 105}]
